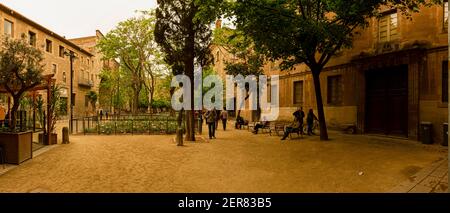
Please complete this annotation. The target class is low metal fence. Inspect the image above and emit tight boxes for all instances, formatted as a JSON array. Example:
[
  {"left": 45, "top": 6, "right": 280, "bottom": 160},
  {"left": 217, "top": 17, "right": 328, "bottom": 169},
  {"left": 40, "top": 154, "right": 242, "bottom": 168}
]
[{"left": 71, "top": 114, "right": 183, "bottom": 135}]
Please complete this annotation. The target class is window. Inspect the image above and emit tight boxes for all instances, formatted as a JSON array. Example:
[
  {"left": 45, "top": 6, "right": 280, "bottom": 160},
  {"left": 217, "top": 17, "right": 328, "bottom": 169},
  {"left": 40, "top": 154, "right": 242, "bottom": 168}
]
[
  {"left": 28, "top": 31, "right": 36, "bottom": 46},
  {"left": 4, "top": 20, "right": 13, "bottom": 37},
  {"left": 267, "top": 83, "right": 277, "bottom": 103},
  {"left": 445, "top": 1, "right": 449, "bottom": 30},
  {"left": 327, "top": 75, "right": 343, "bottom": 105},
  {"left": 45, "top": 39, "right": 53, "bottom": 53},
  {"left": 443, "top": 61, "right": 448, "bottom": 103},
  {"left": 59, "top": 46, "right": 65, "bottom": 58},
  {"left": 293, "top": 81, "right": 304, "bottom": 104},
  {"left": 63, "top": 71, "right": 67, "bottom": 83},
  {"left": 52, "top": 64, "right": 57, "bottom": 75},
  {"left": 87, "top": 59, "right": 90, "bottom": 66},
  {"left": 379, "top": 12, "right": 398, "bottom": 42}
]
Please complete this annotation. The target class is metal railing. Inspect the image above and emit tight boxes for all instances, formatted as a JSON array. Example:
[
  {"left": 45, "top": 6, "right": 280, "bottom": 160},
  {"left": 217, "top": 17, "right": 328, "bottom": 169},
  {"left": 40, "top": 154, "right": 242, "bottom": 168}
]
[{"left": 71, "top": 114, "right": 183, "bottom": 135}]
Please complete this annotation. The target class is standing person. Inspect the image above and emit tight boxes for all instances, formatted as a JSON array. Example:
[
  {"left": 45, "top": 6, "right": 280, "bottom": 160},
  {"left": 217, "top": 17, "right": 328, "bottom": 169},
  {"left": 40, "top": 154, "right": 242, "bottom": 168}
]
[
  {"left": 215, "top": 109, "right": 220, "bottom": 130},
  {"left": 105, "top": 111, "right": 109, "bottom": 120},
  {"left": 307, "top": 109, "right": 319, "bottom": 136},
  {"left": 99, "top": 110, "right": 103, "bottom": 121},
  {"left": 197, "top": 110, "right": 203, "bottom": 134},
  {"left": 205, "top": 109, "right": 216, "bottom": 139},
  {"left": 220, "top": 108, "right": 228, "bottom": 131}
]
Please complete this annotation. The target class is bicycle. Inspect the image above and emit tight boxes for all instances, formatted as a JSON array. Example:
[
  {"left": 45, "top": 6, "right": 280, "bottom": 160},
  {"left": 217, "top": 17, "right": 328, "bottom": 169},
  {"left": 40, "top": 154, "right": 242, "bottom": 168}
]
[{"left": 303, "top": 120, "right": 319, "bottom": 135}]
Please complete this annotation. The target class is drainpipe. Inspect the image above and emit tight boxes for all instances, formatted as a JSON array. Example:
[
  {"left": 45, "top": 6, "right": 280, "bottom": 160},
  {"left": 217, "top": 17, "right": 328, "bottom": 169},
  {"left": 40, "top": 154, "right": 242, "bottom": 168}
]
[{"left": 448, "top": 1, "right": 450, "bottom": 193}]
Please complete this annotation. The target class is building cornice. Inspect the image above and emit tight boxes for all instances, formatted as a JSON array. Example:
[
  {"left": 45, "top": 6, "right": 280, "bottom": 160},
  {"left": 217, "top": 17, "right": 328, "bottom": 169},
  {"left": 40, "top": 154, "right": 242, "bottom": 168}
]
[{"left": 0, "top": 3, "right": 94, "bottom": 57}]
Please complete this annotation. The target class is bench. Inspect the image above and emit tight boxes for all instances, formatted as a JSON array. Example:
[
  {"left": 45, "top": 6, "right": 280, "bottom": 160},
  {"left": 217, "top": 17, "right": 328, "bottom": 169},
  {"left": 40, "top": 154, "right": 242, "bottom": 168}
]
[
  {"left": 260, "top": 123, "right": 272, "bottom": 134},
  {"left": 248, "top": 122, "right": 256, "bottom": 132},
  {"left": 269, "top": 123, "right": 285, "bottom": 136},
  {"left": 289, "top": 126, "right": 304, "bottom": 139}
]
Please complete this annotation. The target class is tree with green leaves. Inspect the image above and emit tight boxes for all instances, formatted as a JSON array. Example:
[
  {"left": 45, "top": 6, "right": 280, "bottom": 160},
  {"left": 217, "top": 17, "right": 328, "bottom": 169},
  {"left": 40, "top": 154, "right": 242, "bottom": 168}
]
[
  {"left": 0, "top": 37, "right": 44, "bottom": 132},
  {"left": 49, "top": 84, "right": 62, "bottom": 134},
  {"left": 232, "top": 0, "right": 442, "bottom": 140},
  {"left": 87, "top": 91, "right": 98, "bottom": 113},
  {"left": 98, "top": 11, "right": 162, "bottom": 115},
  {"left": 155, "top": 0, "right": 226, "bottom": 142}
]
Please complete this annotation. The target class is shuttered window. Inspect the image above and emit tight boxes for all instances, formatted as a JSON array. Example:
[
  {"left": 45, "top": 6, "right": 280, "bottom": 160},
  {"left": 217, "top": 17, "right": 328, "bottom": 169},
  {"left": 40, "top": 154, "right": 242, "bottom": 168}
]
[
  {"left": 379, "top": 12, "right": 398, "bottom": 42},
  {"left": 328, "top": 75, "right": 343, "bottom": 105},
  {"left": 293, "top": 81, "right": 304, "bottom": 104}
]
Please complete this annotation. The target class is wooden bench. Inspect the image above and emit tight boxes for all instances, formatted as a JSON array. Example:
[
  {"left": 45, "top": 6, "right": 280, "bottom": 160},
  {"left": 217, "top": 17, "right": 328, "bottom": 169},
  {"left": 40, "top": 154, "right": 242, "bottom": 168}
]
[
  {"left": 289, "top": 126, "right": 304, "bottom": 139},
  {"left": 260, "top": 122, "right": 272, "bottom": 134},
  {"left": 269, "top": 122, "right": 285, "bottom": 136},
  {"left": 248, "top": 122, "right": 256, "bottom": 132}
]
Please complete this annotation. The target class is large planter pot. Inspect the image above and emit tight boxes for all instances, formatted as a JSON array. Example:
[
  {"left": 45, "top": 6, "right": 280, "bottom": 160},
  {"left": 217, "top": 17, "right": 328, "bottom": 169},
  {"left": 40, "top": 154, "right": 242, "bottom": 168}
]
[
  {"left": 38, "top": 133, "right": 58, "bottom": 145},
  {"left": 0, "top": 131, "right": 33, "bottom": 165}
]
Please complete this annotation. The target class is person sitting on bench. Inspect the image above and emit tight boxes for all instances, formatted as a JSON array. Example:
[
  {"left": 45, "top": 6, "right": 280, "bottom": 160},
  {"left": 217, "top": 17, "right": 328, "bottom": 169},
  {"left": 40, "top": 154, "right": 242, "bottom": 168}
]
[
  {"left": 235, "top": 116, "right": 247, "bottom": 129},
  {"left": 252, "top": 116, "right": 269, "bottom": 134},
  {"left": 281, "top": 117, "right": 301, "bottom": 141}
]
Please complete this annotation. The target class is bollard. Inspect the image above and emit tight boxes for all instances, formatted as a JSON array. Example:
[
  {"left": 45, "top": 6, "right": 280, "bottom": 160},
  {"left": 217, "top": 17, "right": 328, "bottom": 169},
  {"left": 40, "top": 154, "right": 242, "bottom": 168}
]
[
  {"left": 62, "top": 127, "right": 70, "bottom": 144},
  {"left": 176, "top": 127, "right": 183, "bottom": 146}
]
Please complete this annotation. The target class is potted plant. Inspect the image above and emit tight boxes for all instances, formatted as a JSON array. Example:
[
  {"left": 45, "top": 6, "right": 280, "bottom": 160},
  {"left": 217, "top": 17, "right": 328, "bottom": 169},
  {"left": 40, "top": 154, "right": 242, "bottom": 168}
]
[
  {"left": 46, "top": 84, "right": 62, "bottom": 145},
  {"left": 0, "top": 36, "right": 45, "bottom": 164}
]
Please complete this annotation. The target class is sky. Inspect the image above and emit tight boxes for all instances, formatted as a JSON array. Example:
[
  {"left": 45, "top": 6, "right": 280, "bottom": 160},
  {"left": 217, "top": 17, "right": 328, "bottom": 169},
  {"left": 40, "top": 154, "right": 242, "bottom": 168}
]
[{"left": 0, "top": 0, "right": 157, "bottom": 38}]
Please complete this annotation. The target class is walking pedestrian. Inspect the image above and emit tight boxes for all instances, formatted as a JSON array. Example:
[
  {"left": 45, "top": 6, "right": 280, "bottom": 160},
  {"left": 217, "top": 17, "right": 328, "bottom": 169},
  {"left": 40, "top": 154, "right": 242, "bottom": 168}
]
[
  {"left": 307, "top": 109, "right": 319, "bottom": 136},
  {"left": 215, "top": 109, "right": 220, "bottom": 130},
  {"left": 220, "top": 108, "right": 228, "bottom": 131},
  {"left": 205, "top": 109, "right": 216, "bottom": 139}
]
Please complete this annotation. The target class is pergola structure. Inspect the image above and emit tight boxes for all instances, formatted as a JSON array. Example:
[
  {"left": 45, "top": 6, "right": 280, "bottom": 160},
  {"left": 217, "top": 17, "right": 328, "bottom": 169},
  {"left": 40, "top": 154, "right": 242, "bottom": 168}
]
[{"left": 0, "top": 74, "right": 55, "bottom": 145}]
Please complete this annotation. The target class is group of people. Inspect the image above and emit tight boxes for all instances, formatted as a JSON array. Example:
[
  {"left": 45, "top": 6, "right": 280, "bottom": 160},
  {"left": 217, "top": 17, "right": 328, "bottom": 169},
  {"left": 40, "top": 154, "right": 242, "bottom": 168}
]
[
  {"left": 281, "top": 107, "right": 318, "bottom": 141},
  {"left": 202, "top": 108, "right": 228, "bottom": 140},
  {"left": 200, "top": 107, "right": 319, "bottom": 141}
]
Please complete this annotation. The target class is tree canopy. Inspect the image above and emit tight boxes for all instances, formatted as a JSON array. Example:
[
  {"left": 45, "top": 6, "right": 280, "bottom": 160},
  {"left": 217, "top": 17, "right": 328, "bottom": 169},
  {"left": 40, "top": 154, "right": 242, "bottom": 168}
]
[
  {"left": 155, "top": 0, "right": 225, "bottom": 142},
  {"left": 98, "top": 11, "right": 163, "bottom": 114},
  {"left": 0, "top": 36, "right": 45, "bottom": 131}
]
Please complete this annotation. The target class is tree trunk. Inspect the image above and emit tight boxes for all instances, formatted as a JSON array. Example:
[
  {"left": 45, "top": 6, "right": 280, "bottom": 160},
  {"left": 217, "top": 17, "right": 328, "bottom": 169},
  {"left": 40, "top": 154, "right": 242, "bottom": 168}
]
[
  {"left": 10, "top": 96, "right": 20, "bottom": 132},
  {"left": 184, "top": 17, "right": 196, "bottom": 142},
  {"left": 170, "top": 87, "right": 176, "bottom": 117},
  {"left": 312, "top": 72, "right": 329, "bottom": 141},
  {"left": 133, "top": 89, "right": 140, "bottom": 115},
  {"left": 176, "top": 109, "right": 184, "bottom": 146}
]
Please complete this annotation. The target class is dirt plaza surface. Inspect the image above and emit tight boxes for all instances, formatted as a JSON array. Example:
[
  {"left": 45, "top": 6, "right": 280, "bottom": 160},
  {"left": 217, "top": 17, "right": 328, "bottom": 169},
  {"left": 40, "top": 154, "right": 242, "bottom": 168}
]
[{"left": 0, "top": 127, "right": 447, "bottom": 193}]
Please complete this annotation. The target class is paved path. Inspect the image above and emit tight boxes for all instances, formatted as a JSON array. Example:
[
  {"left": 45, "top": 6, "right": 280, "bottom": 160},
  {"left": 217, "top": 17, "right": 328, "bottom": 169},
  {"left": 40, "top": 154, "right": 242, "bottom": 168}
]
[
  {"left": 390, "top": 157, "right": 448, "bottom": 193},
  {"left": 0, "top": 128, "right": 447, "bottom": 192}
]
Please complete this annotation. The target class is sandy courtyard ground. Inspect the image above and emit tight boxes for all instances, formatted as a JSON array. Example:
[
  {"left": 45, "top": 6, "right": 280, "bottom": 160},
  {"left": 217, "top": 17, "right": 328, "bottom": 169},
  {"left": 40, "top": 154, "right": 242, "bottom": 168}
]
[{"left": 0, "top": 127, "right": 447, "bottom": 192}]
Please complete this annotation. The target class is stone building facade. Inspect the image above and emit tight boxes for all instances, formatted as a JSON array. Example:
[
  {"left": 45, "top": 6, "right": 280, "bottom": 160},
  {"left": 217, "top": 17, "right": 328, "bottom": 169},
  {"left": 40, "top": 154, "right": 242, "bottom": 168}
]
[
  {"left": 213, "top": 3, "right": 449, "bottom": 144},
  {"left": 0, "top": 3, "right": 101, "bottom": 118},
  {"left": 70, "top": 30, "right": 121, "bottom": 114}
]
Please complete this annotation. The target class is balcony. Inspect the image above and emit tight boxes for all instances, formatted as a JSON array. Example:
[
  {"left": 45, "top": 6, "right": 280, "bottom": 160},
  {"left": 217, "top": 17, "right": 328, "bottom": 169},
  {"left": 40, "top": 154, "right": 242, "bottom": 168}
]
[{"left": 78, "top": 77, "right": 94, "bottom": 88}]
